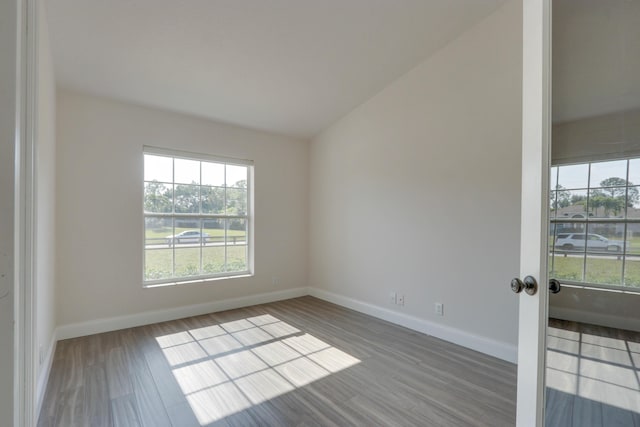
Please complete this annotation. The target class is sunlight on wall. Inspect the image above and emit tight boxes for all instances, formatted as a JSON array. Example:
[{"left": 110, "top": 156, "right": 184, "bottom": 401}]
[
  {"left": 546, "top": 326, "right": 640, "bottom": 414},
  {"left": 155, "top": 314, "right": 360, "bottom": 425}
]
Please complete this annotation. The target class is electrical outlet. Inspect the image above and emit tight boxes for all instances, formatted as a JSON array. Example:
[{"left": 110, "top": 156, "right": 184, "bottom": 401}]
[
  {"left": 397, "top": 295, "right": 405, "bottom": 306},
  {"left": 435, "top": 302, "right": 444, "bottom": 316},
  {"left": 389, "top": 291, "right": 397, "bottom": 304}
]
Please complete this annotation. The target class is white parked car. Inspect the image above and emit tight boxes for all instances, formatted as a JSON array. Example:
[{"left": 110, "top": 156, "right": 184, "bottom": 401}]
[
  {"left": 554, "top": 233, "right": 627, "bottom": 252},
  {"left": 166, "top": 230, "right": 210, "bottom": 245}
]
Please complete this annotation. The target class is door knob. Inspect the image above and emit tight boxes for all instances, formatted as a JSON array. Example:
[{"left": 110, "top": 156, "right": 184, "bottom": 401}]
[
  {"left": 549, "top": 278, "right": 561, "bottom": 294},
  {"left": 511, "top": 276, "right": 538, "bottom": 296}
]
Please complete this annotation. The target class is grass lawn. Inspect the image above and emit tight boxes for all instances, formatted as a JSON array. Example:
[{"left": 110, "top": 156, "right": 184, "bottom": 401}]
[
  {"left": 145, "top": 245, "right": 247, "bottom": 281},
  {"left": 550, "top": 255, "right": 640, "bottom": 287}
]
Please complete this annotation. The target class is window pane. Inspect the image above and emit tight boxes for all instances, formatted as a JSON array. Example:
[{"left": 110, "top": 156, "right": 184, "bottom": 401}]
[
  {"left": 175, "top": 248, "right": 201, "bottom": 277},
  {"left": 557, "top": 163, "right": 589, "bottom": 189},
  {"left": 144, "top": 154, "right": 173, "bottom": 183},
  {"left": 549, "top": 191, "right": 557, "bottom": 219},
  {"left": 226, "top": 245, "right": 247, "bottom": 272},
  {"left": 226, "top": 165, "right": 247, "bottom": 188},
  {"left": 202, "top": 247, "right": 225, "bottom": 274},
  {"left": 550, "top": 166, "right": 558, "bottom": 191},
  {"left": 589, "top": 160, "right": 628, "bottom": 188},
  {"left": 203, "top": 219, "right": 224, "bottom": 245},
  {"left": 624, "top": 260, "right": 640, "bottom": 288},
  {"left": 555, "top": 189, "right": 587, "bottom": 218},
  {"left": 628, "top": 159, "right": 640, "bottom": 186},
  {"left": 584, "top": 223, "right": 623, "bottom": 285},
  {"left": 588, "top": 188, "right": 626, "bottom": 219},
  {"left": 144, "top": 182, "right": 173, "bottom": 213},
  {"left": 170, "top": 219, "right": 202, "bottom": 247},
  {"left": 585, "top": 254, "right": 623, "bottom": 286},
  {"left": 625, "top": 223, "right": 640, "bottom": 287},
  {"left": 226, "top": 188, "right": 247, "bottom": 215},
  {"left": 227, "top": 218, "right": 247, "bottom": 246},
  {"left": 202, "top": 162, "right": 225, "bottom": 187},
  {"left": 174, "top": 184, "right": 200, "bottom": 213},
  {"left": 551, "top": 252, "right": 584, "bottom": 282},
  {"left": 626, "top": 223, "right": 640, "bottom": 256},
  {"left": 627, "top": 186, "right": 640, "bottom": 218},
  {"left": 145, "top": 216, "right": 173, "bottom": 248},
  {"left": 145, "top": 248, "right": 173, "bottom": 281},
  {"left": 201, "top": 186, "right": 225, "bottom": 214},
  {"left": 175, "top": 158, "right": 200, "bottom": 185},
  {"left": 145, "top": 216, "right": 174, "bottom": 280}
]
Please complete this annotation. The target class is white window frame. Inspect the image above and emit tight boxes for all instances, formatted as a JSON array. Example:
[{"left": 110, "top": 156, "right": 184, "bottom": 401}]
[
  {"left": 550, "top": 156, "right": 640, "bottom": 292},
  {"left": 142, "top": 146, "right": 254, "bottom": 287}
]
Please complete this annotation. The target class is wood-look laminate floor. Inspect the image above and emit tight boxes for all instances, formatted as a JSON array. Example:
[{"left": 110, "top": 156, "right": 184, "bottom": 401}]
[
  {"left": 38, "top": 296, "right": 516, "bottom": 427},
  {"left": 546, "top": 319, "right": 640, "bottom": 427}
]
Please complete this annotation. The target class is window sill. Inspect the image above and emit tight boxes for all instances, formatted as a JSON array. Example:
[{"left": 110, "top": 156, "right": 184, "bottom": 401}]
[
  {"left": 143, "top": 272, "right": 253, "bottom": 289},
  {"left": 555, "top": 281, "right": 640, "bottom": 295}
]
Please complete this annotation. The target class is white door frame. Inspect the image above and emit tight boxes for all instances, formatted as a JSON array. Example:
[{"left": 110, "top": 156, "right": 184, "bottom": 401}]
[
  {"left": 12, "top": 0, "right": 38, "bottom": 426},
  {"left": 516, "top": 0, "right": 551, "bottom": 426}
]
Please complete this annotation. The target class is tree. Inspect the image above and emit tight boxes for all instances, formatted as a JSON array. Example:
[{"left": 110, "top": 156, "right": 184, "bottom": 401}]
[
  {"left": 552, "top": 185, "right": 571, "bottom": 211},
  {"left": 598, "top": 177, "right": 639, "bottom": 207},
  {"left": 587, "top": 177, "right": 640, "bottom": 216},
  {"left": 174, "top": 184, "right": 199, "bottom": 213},
  {"left": 144, "top": 180, "right": 172, "bottom": 213}
]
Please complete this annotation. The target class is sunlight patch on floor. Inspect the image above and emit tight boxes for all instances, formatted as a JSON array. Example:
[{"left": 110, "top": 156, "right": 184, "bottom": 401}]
[
  {"left": 156, "top": 315, "right": 361, "bottom": 425},
  {"left": 546, "top": 327, "right": 640, "bottom": 414}
]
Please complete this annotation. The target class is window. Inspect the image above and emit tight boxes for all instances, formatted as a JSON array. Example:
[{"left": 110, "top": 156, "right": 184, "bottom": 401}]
[
  {"left": 550, "top": 158, "right": 640, "bottom": 289},
  {"left": 143, "top": 147, "right": 253, "bottom": 286}
]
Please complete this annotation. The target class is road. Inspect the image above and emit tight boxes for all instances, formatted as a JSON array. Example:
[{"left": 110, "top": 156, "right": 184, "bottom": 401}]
[{"left": 145, "top": 241, "right": 246, "bottom": 250}]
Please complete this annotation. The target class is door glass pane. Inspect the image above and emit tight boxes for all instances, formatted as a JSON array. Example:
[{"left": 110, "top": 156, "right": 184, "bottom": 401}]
[
  {"left": 555, "top": 189, "right": 587, "bottom": 219},
  {"left": 549, "top": 0, "right": 640, "bottom": 424},
  {"left": 624, "top": 223, "right": 640, "bottom": 287},
  {"left": 557, "top": 164, "right": 589, "bottom": 189},
  {"left": 589, "top": 160, "right": 628, "bottom": 188},
  {"left": 588, "top": 188, "right": 626, "bottom": 219},
  {"left": 550, "top": 166, "right": 558, "bottom": 191},
  {"left": 628, "top": 159, "right": 640, "bottom": 186}
]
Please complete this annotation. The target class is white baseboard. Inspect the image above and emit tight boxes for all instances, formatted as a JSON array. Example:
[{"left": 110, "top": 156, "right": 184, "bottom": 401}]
[
  {"left": 36, "top": 329, "right": 57, "bottom": 418},
  {"left": 308, "top": 287, "right": 517, "bottom": 363},
  {"left": 57, "top": 287, "right": 308, "bottom": 340},
  {"left": 549, "top": 306, "right": 640, "bottom": 333}
]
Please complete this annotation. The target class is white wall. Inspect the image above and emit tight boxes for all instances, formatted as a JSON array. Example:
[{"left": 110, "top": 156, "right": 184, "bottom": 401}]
[
  {"left": 36, "top": 0, "right": 58, "bottom": 409},
  {"left": 0, "top": 0, "right": 18, "bottom": 421},
  {"left": 309, "top": 0, "right": 522, "bottom": 361},
  {"left": 56, "top": 90, "right": 308, "bottom": 330}
]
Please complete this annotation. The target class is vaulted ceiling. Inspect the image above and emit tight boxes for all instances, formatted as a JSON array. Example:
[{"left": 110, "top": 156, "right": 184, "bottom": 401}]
[{"left": 47, "top": 0, "right": 507, "bottom": 139}]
